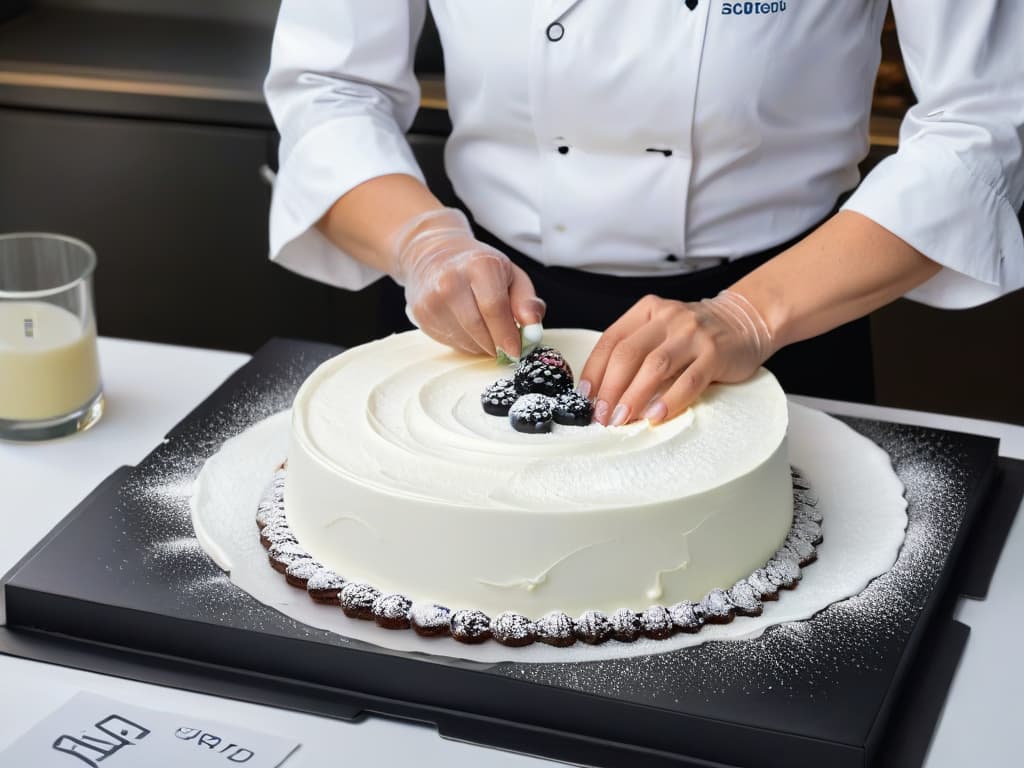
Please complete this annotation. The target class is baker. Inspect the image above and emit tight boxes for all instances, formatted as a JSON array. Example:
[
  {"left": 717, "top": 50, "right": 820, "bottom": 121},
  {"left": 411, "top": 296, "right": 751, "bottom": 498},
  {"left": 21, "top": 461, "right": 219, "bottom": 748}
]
[{"left": 264, "top": 1, "right": 1023, "bottom": 426}]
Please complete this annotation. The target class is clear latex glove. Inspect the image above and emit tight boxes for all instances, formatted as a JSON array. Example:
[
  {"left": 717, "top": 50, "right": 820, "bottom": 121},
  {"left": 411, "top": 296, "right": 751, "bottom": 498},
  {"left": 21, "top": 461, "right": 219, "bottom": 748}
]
[
  {"left": 389, "top": 208, "right": 545, "bottom": 356},
  {"left": 578, "top": 290, "right": 775, "bottom": 426},
  {"left": 700, "top": 289, "right": 774, "bottom": 366}
]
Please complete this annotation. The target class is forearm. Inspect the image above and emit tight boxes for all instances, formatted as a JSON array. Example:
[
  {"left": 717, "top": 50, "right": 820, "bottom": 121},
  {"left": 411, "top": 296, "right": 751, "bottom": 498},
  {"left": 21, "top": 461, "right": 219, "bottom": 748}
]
[
  {"left": 732, "top": 210, "right": 942, "bottom": 350},
  {"left": 316, "top": 173, "right": 444, "bottom": 274}
]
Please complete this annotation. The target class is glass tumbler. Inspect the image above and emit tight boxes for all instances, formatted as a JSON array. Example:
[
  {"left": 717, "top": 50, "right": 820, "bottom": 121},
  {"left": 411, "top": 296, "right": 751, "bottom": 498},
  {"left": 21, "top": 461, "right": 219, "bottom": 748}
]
[{"left": 0, "top": 233, "right": 104, "bottom": 441}]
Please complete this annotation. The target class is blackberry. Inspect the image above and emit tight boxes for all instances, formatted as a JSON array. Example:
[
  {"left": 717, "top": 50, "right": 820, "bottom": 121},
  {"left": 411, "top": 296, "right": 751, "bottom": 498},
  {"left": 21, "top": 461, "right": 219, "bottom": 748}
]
[
  {"left": 509, "top": 393, "right": 555, "bottom": 434},
  {"left": 524, "top": 344, "right": 570, "bottom": 367},
  {"left": 552, "top": 390, "right": 593, "bottom": 426},
  {"left": 480, "top": 377, "right": 517, "bottom": 416},
  {"left": 513, "top": 357, "right": 573, "bottom": 397}
]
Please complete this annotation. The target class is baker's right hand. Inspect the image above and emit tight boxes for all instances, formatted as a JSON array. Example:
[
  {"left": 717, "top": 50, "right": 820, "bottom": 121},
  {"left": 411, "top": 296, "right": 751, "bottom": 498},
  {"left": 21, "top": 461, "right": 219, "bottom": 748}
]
[{"left": 388, "top": 208, "right": 545, "bottom": 357}]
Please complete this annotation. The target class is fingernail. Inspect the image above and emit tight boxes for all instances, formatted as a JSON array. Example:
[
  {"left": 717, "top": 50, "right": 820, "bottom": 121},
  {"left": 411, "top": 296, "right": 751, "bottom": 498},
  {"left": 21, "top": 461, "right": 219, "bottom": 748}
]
[
  {"left": 577, "top": 380, "right": 592, "bottom": 399},
  {"left": 610, "top": 403, "right": 630, "bottom": 427},
  {"left": 643, "top": 402, "right": 667, "bottom": 423},
  {"left": 519, "top": 299, "right": 546, "bottom": 325},
  {"left": 594, "top": 399, "right": 609, "bottom": 425},
  {"left": 522, "top": 322, "right": 544, "bottom": 344},
  {"left": 503, "top": 337, "right": 521, "bottom": 357}
]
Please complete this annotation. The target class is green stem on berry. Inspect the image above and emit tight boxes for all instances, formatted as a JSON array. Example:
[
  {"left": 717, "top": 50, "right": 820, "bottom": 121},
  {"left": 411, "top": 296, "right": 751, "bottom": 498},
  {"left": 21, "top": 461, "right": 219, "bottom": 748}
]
[{"left": 496, "top": 323, "right": 544, "bottom": 366}]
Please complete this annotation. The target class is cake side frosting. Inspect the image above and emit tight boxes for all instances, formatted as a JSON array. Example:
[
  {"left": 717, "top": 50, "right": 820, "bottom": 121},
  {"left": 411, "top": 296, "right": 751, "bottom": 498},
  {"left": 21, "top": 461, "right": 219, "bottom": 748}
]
[{"left": 285, "top": 329, "right": 792, "bottom": 616}]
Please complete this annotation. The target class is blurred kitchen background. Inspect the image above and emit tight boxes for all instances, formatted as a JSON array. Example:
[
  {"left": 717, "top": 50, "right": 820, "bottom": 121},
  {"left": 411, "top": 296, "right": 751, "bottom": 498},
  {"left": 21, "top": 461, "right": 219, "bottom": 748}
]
[{"left": 0, "top": 0, "right": 1020, "bottom": 423}]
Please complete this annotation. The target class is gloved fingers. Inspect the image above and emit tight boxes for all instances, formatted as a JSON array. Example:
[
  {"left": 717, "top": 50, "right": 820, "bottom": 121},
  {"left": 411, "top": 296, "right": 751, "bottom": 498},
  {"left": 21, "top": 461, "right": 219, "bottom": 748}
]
[
  {"left": 578, "top": 294, "right": 660, "bottom": 400},
  {"left": 644, "top": 354, "right": 718, "bottom": 424},
  {"left": 406, "top": 247, "right": 498, "bottom": 355},
  {"left": 446, "top": 279, "right": 499, "bottom": 355},
  {"left": 467, "top": 257, "right": 522, "bottom": 359},
  {"left": 508, "top": 266, "right": 546, "bottom": 329},
  {"left": 410, "top": 292, "right": 485, "bottom": 355},
  {"left": 591, "top": 322, "right": 673, "bottom": 426}
]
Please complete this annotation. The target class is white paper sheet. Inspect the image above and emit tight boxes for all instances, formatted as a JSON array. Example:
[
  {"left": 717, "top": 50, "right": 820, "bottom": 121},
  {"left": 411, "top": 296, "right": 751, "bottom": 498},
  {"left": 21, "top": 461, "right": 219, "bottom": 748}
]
[{"left": 191, "top": 403, "right": 907, "bottom": 663}]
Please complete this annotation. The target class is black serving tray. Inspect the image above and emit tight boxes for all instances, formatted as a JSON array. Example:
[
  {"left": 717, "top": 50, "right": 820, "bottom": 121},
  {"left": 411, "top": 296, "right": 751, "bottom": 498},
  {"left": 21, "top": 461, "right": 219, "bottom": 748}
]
[{"left": 2, "top": 339, "right": 1020, "bottom": 768}]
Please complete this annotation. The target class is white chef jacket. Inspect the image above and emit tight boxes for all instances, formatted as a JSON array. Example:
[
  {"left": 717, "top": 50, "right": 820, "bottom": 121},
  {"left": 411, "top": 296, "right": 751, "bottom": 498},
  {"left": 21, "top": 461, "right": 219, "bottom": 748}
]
[{"left": 265, "top": 0, "right": 1024, "bottom": 309}]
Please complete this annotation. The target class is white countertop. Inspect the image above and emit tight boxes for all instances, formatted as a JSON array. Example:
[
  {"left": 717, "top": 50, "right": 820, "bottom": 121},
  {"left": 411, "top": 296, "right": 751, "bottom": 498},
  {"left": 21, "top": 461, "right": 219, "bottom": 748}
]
[{"left": 1, "top": 337, "right": 1021, "bottom": 767}]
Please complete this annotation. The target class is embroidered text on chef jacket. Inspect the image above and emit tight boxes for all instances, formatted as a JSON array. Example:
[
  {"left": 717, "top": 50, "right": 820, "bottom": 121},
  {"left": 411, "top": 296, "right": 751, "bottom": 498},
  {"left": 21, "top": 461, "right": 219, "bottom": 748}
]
[{"left": 265, "top": 0, "right": 1024, "bottom": 309}]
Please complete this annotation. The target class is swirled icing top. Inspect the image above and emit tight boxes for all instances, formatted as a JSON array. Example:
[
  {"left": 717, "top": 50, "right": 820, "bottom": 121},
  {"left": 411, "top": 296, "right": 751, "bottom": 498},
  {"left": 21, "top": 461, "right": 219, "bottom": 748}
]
[
  {"left": 286, "top": 328, "right": 792, "bottom": 616},
  {"left": 295, "top": 329, "right": 786, "bottom": 511}
]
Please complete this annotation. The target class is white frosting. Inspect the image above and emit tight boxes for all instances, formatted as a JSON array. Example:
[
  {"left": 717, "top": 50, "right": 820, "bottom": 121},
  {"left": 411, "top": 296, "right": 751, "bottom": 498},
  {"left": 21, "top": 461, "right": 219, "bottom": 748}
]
[
  {"left": 191, "top": 403, "right": 909, "bottom": 664},
  {"left": 285, "top": 329, "right": 792, "bottom": 616}
]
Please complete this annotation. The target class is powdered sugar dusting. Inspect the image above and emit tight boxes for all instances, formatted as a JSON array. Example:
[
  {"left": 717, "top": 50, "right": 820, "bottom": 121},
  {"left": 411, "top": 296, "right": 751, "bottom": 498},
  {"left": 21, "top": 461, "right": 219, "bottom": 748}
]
[
  {"left": 496, "top": 418, "right": 976, "bottom": 708},
  {"left": 92, "top": 340, "right": 984, "bottom": 721},
  {"left": 115, "top": 348, "right": 360, "bottom": 642},
  {"left": 191, "top": 402, "right": 910, "bottom": 662}
]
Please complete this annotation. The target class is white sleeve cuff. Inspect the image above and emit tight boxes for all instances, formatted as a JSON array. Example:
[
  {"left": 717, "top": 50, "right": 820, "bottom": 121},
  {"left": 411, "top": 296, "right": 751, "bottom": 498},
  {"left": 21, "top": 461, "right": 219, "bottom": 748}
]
[
  {"left": 842, "top": 139, "right": 1024, "bottom": 309},
  {"left": 268, "top": 115, "right": 425, "bottom": 291}
]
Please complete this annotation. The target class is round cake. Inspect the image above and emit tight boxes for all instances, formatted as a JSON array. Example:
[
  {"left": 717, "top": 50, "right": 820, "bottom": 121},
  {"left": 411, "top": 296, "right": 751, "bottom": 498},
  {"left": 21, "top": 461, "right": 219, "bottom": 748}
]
[{"left": 282, "top": 328, "right": 794, "bottom": 618}]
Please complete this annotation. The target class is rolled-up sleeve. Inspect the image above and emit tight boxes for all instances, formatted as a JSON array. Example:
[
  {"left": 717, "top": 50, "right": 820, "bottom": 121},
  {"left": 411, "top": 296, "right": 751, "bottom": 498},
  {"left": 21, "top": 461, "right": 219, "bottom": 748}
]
[
  {"left": 841, "top": 1, "right": 1024, "bottom": 308},
  {"left": 265, "top": 1, "right": 427, "bottom": 290}
]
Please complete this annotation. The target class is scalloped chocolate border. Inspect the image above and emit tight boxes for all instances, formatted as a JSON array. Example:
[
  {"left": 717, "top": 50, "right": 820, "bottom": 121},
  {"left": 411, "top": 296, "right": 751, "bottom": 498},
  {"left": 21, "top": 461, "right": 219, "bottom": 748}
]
[{"left": 257, "top": 466, "right": 822, "bottom": 647}]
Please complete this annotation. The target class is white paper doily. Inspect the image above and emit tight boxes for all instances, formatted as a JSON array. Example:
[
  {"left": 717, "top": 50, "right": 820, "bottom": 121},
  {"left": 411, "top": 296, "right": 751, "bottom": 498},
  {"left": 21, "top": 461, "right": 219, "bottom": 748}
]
[{"left": 191, "top": 402, "right": 907, "bottom": 663}]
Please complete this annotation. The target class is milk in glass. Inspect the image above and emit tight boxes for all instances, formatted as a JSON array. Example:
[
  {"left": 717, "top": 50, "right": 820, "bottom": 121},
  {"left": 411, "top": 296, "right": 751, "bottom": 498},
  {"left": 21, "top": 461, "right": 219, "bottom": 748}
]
[{"left": 0, "top": 301, "right": 101, "bottom": 421}]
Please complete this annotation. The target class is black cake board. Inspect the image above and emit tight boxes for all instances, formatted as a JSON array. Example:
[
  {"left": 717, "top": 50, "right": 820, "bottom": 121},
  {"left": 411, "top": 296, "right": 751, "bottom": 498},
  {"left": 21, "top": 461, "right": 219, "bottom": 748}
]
[{"left": 2, "top": 338, "right": 1020, "bottom": 768}]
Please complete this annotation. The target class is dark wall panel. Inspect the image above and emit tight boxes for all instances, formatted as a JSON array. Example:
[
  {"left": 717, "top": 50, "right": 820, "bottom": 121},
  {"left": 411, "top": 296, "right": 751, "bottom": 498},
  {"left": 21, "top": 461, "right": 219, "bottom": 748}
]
[
  {"left": 0, "top": 107, "right": 458, "bottom": 352},
  {"left": 871, "top": 293, "right": 1024, "bottom": 426},
  {"left": 0, "top": 107, "right": 337, "bottom": 351}
]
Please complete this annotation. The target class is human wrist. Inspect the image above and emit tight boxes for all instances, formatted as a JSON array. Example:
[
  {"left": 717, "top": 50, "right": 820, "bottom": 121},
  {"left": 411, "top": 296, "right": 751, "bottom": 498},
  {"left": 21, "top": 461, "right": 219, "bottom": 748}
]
[
  {"left": 704, "top": 289, "right": 776, "bottom": 363},
  {"left": 725, "top": 270, "right": 797, "bottom": 352}
]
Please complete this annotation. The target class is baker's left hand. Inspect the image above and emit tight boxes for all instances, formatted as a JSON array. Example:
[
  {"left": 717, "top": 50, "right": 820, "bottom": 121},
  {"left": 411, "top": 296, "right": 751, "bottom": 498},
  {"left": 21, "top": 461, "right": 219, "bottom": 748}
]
[{"left": 578, "top": 291, "right": 775, "bottom": 426}]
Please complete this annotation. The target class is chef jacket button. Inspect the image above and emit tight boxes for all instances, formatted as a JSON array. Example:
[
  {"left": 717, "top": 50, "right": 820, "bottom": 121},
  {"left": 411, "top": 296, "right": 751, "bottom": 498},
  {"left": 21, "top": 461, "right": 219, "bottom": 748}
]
[
  {"left": 557, "top": 145, "right": 570, "bottom": 155},
  {"left": 546, "top": 22, "right": 565, "bottom": 42},
  {"left": 665, "top": 253, "right": 679, "bottom": 262}
]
